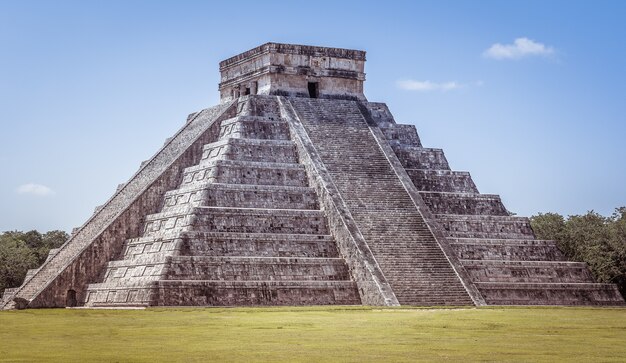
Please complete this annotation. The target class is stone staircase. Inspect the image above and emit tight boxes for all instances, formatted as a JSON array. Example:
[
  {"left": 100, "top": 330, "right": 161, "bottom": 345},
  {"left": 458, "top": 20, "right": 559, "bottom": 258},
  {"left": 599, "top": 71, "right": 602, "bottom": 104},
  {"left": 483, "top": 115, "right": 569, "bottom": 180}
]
[
  {"left": 366, "top": 102, "right": 624, "bottom": 305},
  {"left": 83, "top": 97, "right": 360, "bottom": 307},
  {"left": 289, "top": 98, "right": 474, "bottom": 306}
]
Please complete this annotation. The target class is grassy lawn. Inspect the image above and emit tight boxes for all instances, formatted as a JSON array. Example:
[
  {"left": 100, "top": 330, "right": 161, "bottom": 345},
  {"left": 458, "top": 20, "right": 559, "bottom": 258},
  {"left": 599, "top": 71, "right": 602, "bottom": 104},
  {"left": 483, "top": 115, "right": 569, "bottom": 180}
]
[{"left": 1, "top": 306, "right": 625, "bottom": 362}]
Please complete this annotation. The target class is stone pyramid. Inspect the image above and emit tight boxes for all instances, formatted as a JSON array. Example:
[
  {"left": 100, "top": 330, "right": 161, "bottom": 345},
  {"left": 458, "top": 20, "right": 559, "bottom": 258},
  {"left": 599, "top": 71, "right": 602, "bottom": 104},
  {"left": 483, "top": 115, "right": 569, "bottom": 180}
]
[{"left": 2, "top": 43, "right": 623, "bottom": 309}]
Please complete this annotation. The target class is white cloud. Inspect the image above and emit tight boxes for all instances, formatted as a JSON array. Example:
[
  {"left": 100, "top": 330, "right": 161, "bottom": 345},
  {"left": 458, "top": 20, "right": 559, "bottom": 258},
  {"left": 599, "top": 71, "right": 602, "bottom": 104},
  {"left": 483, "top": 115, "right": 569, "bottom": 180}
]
[
  {"left": 483, "top": 37, "right": 555, "bottom": 60},
  {"left": 16, "top": 183, "right": 55, "bottom": 197},
  {"left": 396, "top": 80, "right": 464, "bottom": 92}
]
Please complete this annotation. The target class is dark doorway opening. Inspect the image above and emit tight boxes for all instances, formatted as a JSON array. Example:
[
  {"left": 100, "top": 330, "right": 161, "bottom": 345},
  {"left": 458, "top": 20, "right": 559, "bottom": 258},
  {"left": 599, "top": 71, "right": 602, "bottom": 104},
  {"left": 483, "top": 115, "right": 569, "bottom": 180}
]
[
  {"left": 66, "top": 289, "right": 77, "bottom": 307},
  {"left": 308, "top": 82, "right": 319, "bottom": 98},
  {"left": 244, "top": 87, "right": 251, "bottom": 95}
]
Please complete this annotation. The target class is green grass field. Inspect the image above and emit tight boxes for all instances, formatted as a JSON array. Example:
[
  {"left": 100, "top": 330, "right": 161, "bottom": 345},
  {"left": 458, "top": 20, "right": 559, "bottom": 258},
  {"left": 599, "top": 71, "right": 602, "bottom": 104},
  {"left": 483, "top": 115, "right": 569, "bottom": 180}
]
[{"left": 1, "top": 306, "right": 625, "bottom": 362}]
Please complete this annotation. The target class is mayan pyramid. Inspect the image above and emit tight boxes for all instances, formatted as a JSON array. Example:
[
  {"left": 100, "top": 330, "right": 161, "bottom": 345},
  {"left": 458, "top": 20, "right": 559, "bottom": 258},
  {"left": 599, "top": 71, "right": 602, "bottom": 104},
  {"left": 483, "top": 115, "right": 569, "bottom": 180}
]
[{"left": 2, "top": 43, "right": 623, "bottom": 309}]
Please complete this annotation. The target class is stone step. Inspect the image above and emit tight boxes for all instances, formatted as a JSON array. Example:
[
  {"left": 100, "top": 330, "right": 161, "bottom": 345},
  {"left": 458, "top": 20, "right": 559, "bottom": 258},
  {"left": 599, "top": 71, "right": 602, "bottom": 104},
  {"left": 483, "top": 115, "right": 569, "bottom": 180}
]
[
  {"left": 436, "top": 214, "right": 535, "bottom": 239},
  {"left": 181, "top": 160, "right": 308, "bottom": 188},
  {"left": 164, "top": 256, "right": 352, "bottom": 281},
  {"left": 450, "top": 238, "right": 566, "bottom": 261},
  {"left": 123, "top": 236, "right": 181, "bottom": 259},
  {"left": 475, "top": 282, "right": 625, "bottom": 306},
  {"left": 162, "top": 183, "right": 318, "bottom": 211},
  {"left": 219, "top": 116, "right": 290, "bottom": 140},
  {"left": 101, "top": 256, "right": 352, "bottom": 283},
  {"left": 405, "top": 169, "right": 478, "bottom": 193},
  {"left": 364, "top": 102, "right": 397, "bottom": 127},
  {"left": 461, "top": 260, "right": 593, "bottom": 283},
  {"left": 84, "top": 283, "right": 155, "bottom": 307},
  {"left": 188, "top": 207, "right": 330, "bottom": 235},
  {"left": 380, "top": 124, "right": 422, "bottom": 147},
  {"left": 200, "top": 138, "right": 298, "bottom": 164},
  {"left": 420, "top": 191, "right": 509, "bottom": 216},
  {"left": 86, "top": 280, "right": 361, "bottom": 307},
  {"left": 390, "top": 145, "right": 450, "bottom": 170},
  {"left": 142, "top": 207, "right": 329, "bottom": 236},
  {"left": 178, "top": 231, "right": 339, "bottom": 258},
  {"left": 236, "top": 96, "right": 282, "bottom": 119},
  {"left": 102, "top": 262, "right": 166, "bottom": 284},
  {"left": 142, "top": 209, "right": 194, "bottom": 236}
]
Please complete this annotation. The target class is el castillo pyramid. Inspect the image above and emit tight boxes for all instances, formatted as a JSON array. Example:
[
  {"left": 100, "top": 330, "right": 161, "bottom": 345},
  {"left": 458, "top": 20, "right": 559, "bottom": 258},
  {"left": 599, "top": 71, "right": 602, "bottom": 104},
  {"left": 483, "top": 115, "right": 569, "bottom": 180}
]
[{"left": 2, "top": 43, "right": 623, "bottom": 309}]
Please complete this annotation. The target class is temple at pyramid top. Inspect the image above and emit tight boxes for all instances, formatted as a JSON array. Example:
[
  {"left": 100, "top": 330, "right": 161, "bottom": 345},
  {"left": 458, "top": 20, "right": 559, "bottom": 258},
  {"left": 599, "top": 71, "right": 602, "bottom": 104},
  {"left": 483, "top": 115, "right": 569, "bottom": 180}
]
[{"left": 219, "top": 42, "right": 366, "bottom": 102}]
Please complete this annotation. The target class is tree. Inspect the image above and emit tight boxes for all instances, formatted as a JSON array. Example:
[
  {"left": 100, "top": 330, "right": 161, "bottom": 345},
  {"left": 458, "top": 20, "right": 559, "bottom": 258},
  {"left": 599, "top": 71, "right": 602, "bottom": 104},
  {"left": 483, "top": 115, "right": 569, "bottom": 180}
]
[
  {"left": 530, "top": 208, "right": 626, "bottom": 299},
  {"left": 0, "top": 230, "right": 68, "bottom": 298},
  {"left": 0, "top": 236, "right": 38, "bottom": 295},
  {"left": 529, "top": 212, "right": 566, "bottom": 250}
]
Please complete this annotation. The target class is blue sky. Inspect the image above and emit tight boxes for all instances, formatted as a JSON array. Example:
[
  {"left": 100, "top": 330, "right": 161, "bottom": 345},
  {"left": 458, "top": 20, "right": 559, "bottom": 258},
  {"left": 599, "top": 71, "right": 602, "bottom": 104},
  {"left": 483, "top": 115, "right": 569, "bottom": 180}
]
[{"left": 1, "top": 0, "right": 625, "bottom": 232}]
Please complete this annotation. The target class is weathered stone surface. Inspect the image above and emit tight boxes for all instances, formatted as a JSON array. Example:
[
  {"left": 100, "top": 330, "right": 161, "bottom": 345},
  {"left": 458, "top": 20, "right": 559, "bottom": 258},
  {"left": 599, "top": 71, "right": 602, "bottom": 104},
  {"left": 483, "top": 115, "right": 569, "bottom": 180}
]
[
  {"left": 3, "top": 42, "right": 623, "bottom": 309},
  {"left": 288, "top": 97, "right": 474, "bottom": 306}
]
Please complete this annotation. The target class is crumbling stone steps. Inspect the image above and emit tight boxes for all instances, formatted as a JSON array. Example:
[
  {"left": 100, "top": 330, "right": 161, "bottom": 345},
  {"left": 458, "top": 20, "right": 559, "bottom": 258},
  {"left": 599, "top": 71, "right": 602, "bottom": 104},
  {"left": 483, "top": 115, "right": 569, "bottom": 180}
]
[
  {"left": 449, "top": 238, "right": 566, "bottom": 261},
  {"left": 461, "top": 260, "right": 593, "bottom": 283},
  {"left": 181, "top": 160, "right": 308, "bottom": 188},
  {"left": 420, "top": 191, "right": 509, "bottom": 216},
  {"left": 219, "top": 116, "right": 291, "bottom": 140},
  {"left": 177, "top": 232, "right": 339, "bottom": 258},
  {"left": 436, "top": 214, "right": 535, "bottom": 239},
  {"left": 405, "top": 169, "right": 478, "bottom": 193},
  {"left": 201, "top": 138, "right": 298, "bottom": 164},
  {"left": 162, "top": 183, "right": 318, "bottom": 210},
  {"left": 476, "top": 282, "right": 625, "bottom": 305},
  {"left": 291, "top": 98, "right": 473, "bottom": 306},
  {"left": 143, "top": 207, "right": 329, "bottom": 236}
]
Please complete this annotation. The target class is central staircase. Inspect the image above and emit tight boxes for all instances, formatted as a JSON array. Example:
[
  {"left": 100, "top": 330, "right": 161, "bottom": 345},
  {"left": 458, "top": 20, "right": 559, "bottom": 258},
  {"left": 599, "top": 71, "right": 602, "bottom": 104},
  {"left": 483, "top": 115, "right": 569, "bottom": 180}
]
[{"left": 290, "top": 98, "right": 474, "bottom": 306}]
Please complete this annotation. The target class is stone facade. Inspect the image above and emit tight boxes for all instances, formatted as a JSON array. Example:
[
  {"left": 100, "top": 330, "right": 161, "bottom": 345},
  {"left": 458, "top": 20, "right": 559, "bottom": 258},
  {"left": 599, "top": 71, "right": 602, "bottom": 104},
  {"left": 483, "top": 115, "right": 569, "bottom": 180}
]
[
  {"left": 2, "top": 43, "right": 623, "bottom": 309},
  {"left": 219, "top": 43, "right": 366, "bottom": 102}
]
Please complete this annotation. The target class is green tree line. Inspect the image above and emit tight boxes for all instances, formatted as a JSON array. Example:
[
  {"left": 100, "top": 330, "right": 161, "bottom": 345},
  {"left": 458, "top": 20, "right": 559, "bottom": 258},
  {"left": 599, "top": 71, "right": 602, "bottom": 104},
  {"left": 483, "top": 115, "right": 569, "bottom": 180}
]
[
  {"left": 530, "top": 207, "right": 626, "bottom": 299},
  {"left": 0, "top": 230, "right": 68, "bottom": 297}
]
